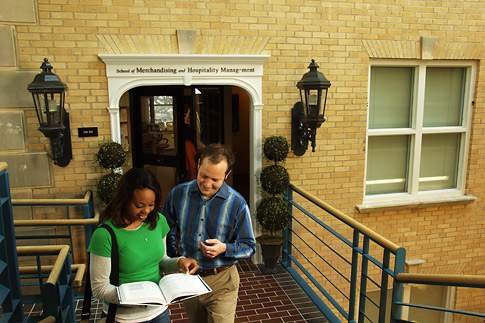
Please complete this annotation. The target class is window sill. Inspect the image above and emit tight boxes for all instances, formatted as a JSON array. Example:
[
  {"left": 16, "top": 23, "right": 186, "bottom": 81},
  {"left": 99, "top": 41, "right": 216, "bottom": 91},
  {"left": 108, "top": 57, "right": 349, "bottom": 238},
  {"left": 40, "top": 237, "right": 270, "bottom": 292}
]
[{"left": 355, "top": 194, "right": 476, "bottom": 214}]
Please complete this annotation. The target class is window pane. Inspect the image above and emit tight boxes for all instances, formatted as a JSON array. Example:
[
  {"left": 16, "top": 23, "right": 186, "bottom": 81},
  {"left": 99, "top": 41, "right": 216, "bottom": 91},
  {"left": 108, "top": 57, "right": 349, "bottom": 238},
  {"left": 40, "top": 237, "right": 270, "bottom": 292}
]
[
  {"left": 140, "top": 96, "right": 175, "bottom": 154},
  {"left": 366, "top": 136, "right": 409, "bottom": 195},
  {"left": 154, "top": 95, "right": 174, "bottom": 127},
  {"left": 419, "top": 133, "right": 459, "bottom": 191},
  {"left": 369, "top": 67, "right": 413, "bottom": 129},
  {"left": 423, "top": 68, "right": 464, "bottom": 127}
]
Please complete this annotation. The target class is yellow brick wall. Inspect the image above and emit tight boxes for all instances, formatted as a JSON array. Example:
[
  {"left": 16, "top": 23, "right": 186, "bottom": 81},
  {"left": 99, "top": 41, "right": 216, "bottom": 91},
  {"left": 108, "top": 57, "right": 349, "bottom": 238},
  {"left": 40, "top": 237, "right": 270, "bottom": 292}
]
[{"left": 3, "top": 0, "right": 485, "bottom": 317}]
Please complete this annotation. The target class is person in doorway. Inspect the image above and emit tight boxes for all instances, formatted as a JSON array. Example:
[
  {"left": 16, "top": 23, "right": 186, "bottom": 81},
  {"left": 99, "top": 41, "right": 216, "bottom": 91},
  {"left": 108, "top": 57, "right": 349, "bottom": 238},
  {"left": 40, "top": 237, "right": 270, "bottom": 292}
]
[
  {"left": 88, "top": 168, "right": 198, "bottom": 323},
  {"left": 162, "top": 143, "right": 256, "bottom": 323},
  {"left": 183, "top": 123, "right": 197, "bottom": 181}
]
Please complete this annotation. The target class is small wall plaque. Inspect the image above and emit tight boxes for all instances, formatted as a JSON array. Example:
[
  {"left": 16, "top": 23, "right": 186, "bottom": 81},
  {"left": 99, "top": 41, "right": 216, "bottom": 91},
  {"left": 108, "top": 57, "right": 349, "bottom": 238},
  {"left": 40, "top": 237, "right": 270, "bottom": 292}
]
[{"left": 78, "top": 127, "right": 98, "bottom": 137}]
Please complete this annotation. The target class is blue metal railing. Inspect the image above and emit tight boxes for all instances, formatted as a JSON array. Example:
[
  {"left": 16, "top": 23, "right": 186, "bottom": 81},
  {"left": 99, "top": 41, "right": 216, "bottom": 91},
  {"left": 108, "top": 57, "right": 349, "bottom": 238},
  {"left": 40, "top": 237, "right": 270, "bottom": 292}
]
[
  {"left": 12, "top": 190, "right": 98, "bottom": 263},
  {"left": 16, "top": 245, "right": 85, "bottom": 323},
  {"left": 12, "top": 192, "right": 98, "bottom": 302},
  {"left": 0, "top": 163, "right": 87, "bottom": 322},
  {"left": 282, "top": 183, "right": 485, "bottom": 323}
]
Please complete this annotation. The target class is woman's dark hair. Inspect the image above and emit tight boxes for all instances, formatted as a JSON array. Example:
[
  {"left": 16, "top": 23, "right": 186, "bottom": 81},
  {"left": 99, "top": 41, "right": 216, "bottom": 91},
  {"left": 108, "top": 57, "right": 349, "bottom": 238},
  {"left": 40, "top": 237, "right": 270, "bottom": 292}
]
[
  {"left": 99, "top": 168, "right": 161, "bottom": 230},
  {"left": 198, "top": 143, "right": 235, "bottom": 175}
]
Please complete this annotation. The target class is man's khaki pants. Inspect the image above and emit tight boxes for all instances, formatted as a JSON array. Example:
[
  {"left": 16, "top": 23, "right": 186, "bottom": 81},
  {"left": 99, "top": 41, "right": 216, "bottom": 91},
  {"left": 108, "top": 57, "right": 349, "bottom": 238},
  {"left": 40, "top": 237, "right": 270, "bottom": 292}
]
[{"left": 184, "top": 265, "right": 240, "bottom": 323}]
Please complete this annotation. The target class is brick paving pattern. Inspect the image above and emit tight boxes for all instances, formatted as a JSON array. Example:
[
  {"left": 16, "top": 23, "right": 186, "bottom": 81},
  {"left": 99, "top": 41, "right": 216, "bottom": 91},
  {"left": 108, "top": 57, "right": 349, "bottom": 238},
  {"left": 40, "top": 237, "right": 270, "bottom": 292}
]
[{"left": 25, "top": 259, "right": 327, "bottom": 322}]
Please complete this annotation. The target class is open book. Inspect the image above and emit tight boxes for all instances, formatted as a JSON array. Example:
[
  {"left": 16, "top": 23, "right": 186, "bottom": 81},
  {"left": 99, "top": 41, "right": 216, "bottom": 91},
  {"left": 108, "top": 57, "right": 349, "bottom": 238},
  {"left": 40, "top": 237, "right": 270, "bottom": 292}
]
[{"left": 117, "top": 273, "right": 211, "bottom": 306}]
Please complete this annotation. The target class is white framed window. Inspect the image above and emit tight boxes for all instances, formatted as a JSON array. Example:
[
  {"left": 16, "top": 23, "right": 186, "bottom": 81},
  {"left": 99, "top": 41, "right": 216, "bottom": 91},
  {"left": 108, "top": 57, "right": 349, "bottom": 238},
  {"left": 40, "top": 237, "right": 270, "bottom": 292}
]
[{"left": 364, "top": 60, "right": 476, "bottom": 205}]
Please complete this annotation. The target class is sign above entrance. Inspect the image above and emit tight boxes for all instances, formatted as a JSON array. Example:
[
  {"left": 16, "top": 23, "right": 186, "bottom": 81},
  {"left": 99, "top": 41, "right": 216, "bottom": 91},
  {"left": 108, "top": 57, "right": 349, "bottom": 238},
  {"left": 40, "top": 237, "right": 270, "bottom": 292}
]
[
  {"left": 116, "top": 66, "right": 256, "bottom": 75},
  {"left": 100, "top": 54, "right": 269, "bottom": 78}
]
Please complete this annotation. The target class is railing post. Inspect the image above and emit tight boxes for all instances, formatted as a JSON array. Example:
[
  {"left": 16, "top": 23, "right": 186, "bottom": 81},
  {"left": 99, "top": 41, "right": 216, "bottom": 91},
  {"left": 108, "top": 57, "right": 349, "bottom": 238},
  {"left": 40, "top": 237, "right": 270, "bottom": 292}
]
[
  {"left": 349, "top": 230, "right": 361, "bottom": 322},
  {"left": 390, "top": 247, "right": 406, "bottom": 323},
  {"left": 357, "top": 236, "right": 370, "bottom": 323},
  {"left": 379, "top": 249, "right": 391, "bottom": 323},
  {"left": 282, "top": 187, "right": 293, "bottom": 268},
  {"left": 83, "top": 190, "right": 96, "bottom": 249}
]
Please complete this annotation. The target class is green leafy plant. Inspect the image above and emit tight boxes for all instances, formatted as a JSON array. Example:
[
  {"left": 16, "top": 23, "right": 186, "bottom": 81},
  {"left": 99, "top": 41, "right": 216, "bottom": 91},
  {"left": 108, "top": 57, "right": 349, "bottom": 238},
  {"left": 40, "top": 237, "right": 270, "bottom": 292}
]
[
  {"left": 96, "top": 172, "right": 122, "bottom": 205},
  {"left": 256, "top": 135, "right": 291, "bottom": 244},
  {"left": 263, "top": 135, "right": 289, "bottom": 163},
  {"left": 95, "top": 141, "right": 127, "bottom": 169},
  {"left": 95, "top": 141, "right": 127, "bottom": 205},
  {"left": 256, "top": 196, "right": 291, "bottom": 235},
  {"left": 260, "top": 165, "right": 290, "bottom": 195}
]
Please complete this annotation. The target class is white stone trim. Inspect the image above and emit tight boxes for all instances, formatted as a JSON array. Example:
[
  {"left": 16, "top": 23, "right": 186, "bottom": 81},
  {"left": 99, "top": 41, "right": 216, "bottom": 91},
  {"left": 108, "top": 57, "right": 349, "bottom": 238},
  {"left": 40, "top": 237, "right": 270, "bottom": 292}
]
[{"left": 98, "top": 53, "right": 270, "bottom": 240}]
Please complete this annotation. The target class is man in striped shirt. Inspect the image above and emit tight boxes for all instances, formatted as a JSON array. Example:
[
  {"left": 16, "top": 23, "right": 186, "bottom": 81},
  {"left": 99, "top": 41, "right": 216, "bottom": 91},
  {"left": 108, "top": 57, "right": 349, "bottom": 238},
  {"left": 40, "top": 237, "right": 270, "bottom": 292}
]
[{"left": 162, "top": 143, "right": 256, "bottom": 323}]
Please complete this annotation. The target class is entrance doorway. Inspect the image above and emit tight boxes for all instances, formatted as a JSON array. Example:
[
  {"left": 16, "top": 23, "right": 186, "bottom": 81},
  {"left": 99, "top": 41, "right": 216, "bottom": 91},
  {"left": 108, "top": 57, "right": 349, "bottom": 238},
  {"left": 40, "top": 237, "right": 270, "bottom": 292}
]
[{"left": 123, "top": 85, "right": 250, "bottom": 204}]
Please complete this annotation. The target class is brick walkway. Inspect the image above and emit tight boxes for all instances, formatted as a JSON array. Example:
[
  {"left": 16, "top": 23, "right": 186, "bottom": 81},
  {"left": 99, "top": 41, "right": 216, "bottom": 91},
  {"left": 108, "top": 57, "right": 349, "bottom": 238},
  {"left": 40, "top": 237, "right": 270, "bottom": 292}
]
[
  {"left": 169, "top": 260, "right": 326, "bottom": 322},
  {"left": 46, "top": 259, "right": 326, "bottom": 322}
]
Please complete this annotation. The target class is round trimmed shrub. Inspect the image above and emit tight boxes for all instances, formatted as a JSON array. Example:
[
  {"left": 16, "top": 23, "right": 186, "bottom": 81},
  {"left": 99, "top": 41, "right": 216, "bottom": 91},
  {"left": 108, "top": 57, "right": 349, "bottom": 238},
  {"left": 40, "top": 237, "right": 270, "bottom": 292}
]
[
  {"left": 96, "top": 172, "right": 122, "bottom": 205},
  {"left": 95, "top": 141, "right": 127, "bottom": 170},
  {"left": 260, "top": 164, "right": 290, "bottom": 195}
]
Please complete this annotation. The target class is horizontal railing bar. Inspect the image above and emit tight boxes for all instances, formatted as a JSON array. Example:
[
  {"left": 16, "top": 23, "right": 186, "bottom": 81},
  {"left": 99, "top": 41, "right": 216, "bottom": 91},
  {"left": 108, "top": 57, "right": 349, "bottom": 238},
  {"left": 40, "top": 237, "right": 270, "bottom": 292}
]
[
  {"left": 14, "top": 218, "right": 98, "bottom": 226},
  {"left": 361, "top": 272, "right": 381, "bottom": 291},
  {"left": 285, "top": 266, "right": 342, "bottom": 323},
  {"left": 393, "top": 301, "right": 485, "bottom": 318},
  {"left": 12, "top": 190, "right": 92, "bottom": 206},
  {"left": 289, "top": 226, "right": 351, "bottom": 284},
  {"left": 19, "top": 263, "right": 83, "bottom": 274},
  {"left": 360, "top": 292, "right": 380, "bottom": 312},
  {"left": 17, "top": 235, "right": 71, "bottom": 240},
  {"left": 19, "top": 264, "right": 86, "bottom": 288},
  {"left": 291, "top": 206, "right": 352, "bottom": 265},
  {"left": 17, "top": 245, "right": 69, "bottom": 255},
  {"left": 16, "top": 245, "right": 71, "bottom": 285},
  {"left": 290, "top": 198, "right": 355, "bottom": 251},
  {"left": 288, "top": 239, "right": 349, "bottom": 301},
  {"left": 396, "top": 273, "right": 485, "bottom": 287},
  {"left": 362, "top": 251, "right": 396, "bottom": 278},
  {"left": 289, "top": 254, "right": 350, "bottom": 320},
  {"left": 289, "top": 183, "right": 401, "bottom": 253}
]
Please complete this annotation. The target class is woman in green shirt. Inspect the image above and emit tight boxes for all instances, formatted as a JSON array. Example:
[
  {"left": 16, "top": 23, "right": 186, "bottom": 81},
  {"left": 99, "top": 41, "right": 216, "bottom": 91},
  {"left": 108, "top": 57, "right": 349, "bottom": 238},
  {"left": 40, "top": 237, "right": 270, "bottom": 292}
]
[{"left": 88, "top": 168, "right": 198, "bottom": 323}]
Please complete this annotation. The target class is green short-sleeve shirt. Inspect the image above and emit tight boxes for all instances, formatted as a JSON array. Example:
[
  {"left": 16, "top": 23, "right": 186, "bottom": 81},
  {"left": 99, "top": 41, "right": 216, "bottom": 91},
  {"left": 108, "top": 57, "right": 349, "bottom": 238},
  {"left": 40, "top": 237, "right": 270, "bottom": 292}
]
[{"left": 87, "top": 214, "right": 170, "bottom": 285}]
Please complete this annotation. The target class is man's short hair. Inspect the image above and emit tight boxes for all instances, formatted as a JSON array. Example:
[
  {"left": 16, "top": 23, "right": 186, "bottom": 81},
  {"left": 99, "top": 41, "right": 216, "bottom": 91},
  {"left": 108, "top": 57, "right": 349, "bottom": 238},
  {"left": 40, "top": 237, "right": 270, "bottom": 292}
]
[{"left": 198, "top": 143, "right": 235, "bottom": 175}]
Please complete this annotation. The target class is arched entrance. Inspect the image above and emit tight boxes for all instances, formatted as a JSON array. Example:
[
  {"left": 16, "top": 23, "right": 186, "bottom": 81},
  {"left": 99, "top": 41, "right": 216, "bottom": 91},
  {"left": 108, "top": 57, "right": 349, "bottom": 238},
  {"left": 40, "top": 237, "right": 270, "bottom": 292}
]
[{"left": 98, "top": 54, "right": 269, "bottom": 227}]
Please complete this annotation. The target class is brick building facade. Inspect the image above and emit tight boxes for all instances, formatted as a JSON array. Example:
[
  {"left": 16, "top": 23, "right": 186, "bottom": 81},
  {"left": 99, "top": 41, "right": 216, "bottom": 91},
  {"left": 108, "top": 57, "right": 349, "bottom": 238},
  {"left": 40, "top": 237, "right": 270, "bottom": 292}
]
[{"left": 0, "top": 0, "right": 484, "bottom": 320}]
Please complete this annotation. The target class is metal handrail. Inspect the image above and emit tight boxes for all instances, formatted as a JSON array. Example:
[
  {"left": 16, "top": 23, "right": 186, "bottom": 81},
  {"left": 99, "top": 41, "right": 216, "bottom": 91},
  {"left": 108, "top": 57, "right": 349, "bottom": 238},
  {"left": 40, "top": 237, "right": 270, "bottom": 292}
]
[
  {"left": 289, "top": 183, "right": 400, "bottom": 253},
  {"left": 19, "top": 263, "right": 86, "bottom": 288},
  {"left": 17, "top": 245, "right": 70, "bottom": 285},
  {"left": 14, "top": 217, "right": 99, "bottom": 226},
  {"left": 12, "top": 190, "right": 97, "bottom": 265},
  {"left": 396, "top": 272, "right": 485, "bottom": 287},
  {"left": 284, "top": 182, "right": 485, "bottom": 322},
  {"left": 12, "top": 190, "right": 93, "bottom": 206},
  {"left": 16, "top": 245, "right": 78, "bottom": 322}
]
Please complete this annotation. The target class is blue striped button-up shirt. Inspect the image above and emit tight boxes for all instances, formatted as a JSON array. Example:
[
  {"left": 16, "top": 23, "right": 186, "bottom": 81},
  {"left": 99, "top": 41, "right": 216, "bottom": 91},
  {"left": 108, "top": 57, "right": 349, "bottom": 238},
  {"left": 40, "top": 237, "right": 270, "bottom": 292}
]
[{"left": 162, "top": 180, "right": 256, "bottom": 270}]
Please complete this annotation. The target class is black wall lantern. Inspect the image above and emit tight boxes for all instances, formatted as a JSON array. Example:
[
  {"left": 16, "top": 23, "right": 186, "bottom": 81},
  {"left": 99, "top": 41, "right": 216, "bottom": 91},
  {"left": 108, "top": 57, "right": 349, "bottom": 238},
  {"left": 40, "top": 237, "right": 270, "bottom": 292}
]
[
  {"left": 291, "top": 59, "right": 331, "bottom": 156},
  {"left": 28, "top": 58, "right": 72, "bottom": 167}
]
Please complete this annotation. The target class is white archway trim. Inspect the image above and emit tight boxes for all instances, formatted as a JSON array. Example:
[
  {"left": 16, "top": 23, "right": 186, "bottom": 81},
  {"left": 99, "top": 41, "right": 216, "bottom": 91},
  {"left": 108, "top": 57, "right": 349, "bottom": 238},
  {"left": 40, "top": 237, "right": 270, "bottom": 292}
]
[{"left": 98, "top": 53, "right": 270, "bottom": 223}]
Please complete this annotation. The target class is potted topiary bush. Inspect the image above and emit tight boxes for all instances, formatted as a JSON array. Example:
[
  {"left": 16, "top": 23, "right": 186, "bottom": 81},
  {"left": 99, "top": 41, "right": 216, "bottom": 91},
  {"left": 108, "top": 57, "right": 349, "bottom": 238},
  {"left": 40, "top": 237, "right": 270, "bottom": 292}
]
[
  {"left": 95, "top": 141, "right": 127, "bottom": 205},
  {"left": 256, "top": 135, "right": 291, "bottom": 273}
]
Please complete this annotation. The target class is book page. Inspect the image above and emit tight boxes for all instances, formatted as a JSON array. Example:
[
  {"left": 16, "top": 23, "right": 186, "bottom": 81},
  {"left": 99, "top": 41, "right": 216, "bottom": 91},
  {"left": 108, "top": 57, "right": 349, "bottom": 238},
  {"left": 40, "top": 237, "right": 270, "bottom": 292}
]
[
  {"left": 118, "top": 281, "right": 167, "bottom": 305},
  {"left": 158, "top": 274, "right": 211, "bottom": 303}
]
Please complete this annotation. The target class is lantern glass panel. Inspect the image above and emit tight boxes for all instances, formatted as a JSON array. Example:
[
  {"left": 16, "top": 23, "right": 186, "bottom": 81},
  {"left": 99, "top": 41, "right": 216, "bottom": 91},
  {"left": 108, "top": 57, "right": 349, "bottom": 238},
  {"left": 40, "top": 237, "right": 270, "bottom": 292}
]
[
  {"left": 33, "top": 92, "right": 64, "bottom": 127},
  {"left": 306, "top": 89, "right": 321, "bottom": 117}
]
